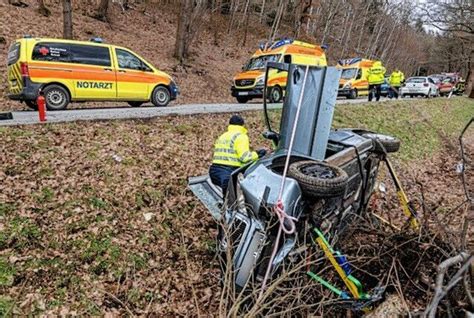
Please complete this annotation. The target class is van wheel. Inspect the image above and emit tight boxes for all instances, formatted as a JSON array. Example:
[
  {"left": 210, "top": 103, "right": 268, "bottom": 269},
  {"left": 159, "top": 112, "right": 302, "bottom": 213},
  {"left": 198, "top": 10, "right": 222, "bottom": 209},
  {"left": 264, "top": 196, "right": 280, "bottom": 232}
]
[
  {"left": 25, "top": 100, "right": 38, "bottom": 110},
  {"left": 236, "top": 96, "right": 249, "bottom": 104},
  {"left": 151, "top": 86, "right": 171, "bottom": 107},
  {"left": 288, "top": 161, "right": 348, "bottom": 198},
  {"left": 348, "top": 89, "right": 358, "bottom": 99},
  {"left": 268, "top": 86, "right": 282, "bottom": 103},
  {"left": 43, "top": 85, "right": 70, "bottom": 110},
  {"left": 128, "top": 101, "right": 143, "bottom": 107}
]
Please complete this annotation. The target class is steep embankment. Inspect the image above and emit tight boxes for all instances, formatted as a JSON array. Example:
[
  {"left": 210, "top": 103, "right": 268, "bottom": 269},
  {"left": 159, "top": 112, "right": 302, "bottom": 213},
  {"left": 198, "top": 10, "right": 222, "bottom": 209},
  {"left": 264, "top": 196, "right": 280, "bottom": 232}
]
[
  {"left": 0, "top": 0, "right": 267, "bottom": 111},
  {"left": 0, "top": 98, "right": 472, "bottom": 315}
]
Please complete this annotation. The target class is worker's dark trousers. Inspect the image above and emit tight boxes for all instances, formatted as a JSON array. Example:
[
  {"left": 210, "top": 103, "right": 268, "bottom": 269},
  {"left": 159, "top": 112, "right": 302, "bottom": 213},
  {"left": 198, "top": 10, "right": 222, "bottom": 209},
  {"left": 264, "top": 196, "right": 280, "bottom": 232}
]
[
  {"left": 368, "top": 84, "right": 382, "bottom": 101},
  {"left": 209, "top": 164, "right": 238, "bottom": 195},
  {"left": 389, "top": 86, "right": 400, "bottom": 99}
]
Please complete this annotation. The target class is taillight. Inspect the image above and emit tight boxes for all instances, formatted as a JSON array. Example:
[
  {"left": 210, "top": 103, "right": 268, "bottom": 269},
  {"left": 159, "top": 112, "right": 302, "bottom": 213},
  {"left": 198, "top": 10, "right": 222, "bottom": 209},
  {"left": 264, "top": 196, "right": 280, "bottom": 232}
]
[
  {"left": 423, "top": 83, "right": 429, "bottom": 87},
  {"left": 20, "top": 62, "right": 29, "bottom": 77}
]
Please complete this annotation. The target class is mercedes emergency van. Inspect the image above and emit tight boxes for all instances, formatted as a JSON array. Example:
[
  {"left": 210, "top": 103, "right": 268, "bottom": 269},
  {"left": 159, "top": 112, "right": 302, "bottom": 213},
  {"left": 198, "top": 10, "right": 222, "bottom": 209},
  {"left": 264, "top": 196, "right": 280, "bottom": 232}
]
[
  {"left": 7, "top": 37, "right": 178, "bottom": 110},
  {"left": 336, "top": 58, "right": 374, "bottom": 99},
  {"left": 231, "top": 39, "right": 327, "bottom": 103}
]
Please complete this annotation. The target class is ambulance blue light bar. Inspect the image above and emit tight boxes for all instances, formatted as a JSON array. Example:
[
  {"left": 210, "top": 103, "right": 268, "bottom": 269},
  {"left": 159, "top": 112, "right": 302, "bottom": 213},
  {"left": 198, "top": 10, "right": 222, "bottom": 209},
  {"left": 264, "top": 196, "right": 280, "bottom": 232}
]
[{"left": 90, "top": 37, "right": 104, "bottom": 43}]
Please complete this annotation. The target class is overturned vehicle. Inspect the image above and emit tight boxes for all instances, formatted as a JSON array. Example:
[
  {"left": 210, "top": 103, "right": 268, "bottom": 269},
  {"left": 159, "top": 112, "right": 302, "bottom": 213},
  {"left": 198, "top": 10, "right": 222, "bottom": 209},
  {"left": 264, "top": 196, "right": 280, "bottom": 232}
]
[{"left": 189, "top": 63, "right": 401, "bottom": 294}]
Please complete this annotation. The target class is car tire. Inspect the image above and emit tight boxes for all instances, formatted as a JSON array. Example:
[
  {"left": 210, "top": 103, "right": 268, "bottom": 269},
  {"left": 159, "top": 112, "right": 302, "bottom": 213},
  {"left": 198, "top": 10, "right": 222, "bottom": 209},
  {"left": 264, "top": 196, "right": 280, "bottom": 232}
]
[
  {"left": 362, "top": 132, "right": 401, "bottom": 154},
  {"left": 43, "top": 84, "right": 70, "bottom": 110},
  {"left": 25, "top": 100, "right": 38, "bottom": 110},
  {"left": 151, "top": 86, "right": 171, "bottom": 107},
  {"left": 288, "top": 160, "right": 348, "bottom": 198},
  {"left": 348, "top": 89, "right": 358, "bottom": 99},
  {"left": 236, "top": 96, "right": 249, "bottom": 104},
  {"left": 128, "top": 101, "right": 144, "bottom": 107},
  {"left": 268, "top": 86, "right": 283, "bottom": 103},
  {"left": 426, "top": 89, "right": 432, "bottom": 98}
]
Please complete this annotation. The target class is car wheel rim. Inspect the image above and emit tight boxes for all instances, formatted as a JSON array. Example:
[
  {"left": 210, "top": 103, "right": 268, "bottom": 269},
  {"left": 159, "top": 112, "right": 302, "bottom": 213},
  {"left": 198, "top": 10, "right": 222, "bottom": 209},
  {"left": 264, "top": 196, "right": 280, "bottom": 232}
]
[
  {"left": 301, "top": 164, "right": 335, "bottom": 179},
  {"left": 47, "top": 90, "right": 65, "bottom": 107},
  {"left": 272, "top": 89, "right": 280, "bottom": 101},
  {"left": 156, "top": 90, "right": 169, "bottom": 103}
]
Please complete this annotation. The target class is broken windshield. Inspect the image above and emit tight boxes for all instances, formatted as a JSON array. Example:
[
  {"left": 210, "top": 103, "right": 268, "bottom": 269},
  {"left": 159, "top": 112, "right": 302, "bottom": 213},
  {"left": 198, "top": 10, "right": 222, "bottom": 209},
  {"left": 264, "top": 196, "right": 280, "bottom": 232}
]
[{"left": 244, "top": 54, "right": 281, "bottom": 71}]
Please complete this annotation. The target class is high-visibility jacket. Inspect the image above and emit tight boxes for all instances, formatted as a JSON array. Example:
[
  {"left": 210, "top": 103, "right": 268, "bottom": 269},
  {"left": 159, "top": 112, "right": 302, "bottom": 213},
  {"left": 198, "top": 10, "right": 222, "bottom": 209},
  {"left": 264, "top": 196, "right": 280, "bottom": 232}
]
[
  {"left": 367, "top": 61, "right": 386, "bottom": 85},
  {"left": 212, "top": 125, "right": 258, "bottom": 167},
  {"left": 389, "top": 71, "right": 405, "bottom": 86}
]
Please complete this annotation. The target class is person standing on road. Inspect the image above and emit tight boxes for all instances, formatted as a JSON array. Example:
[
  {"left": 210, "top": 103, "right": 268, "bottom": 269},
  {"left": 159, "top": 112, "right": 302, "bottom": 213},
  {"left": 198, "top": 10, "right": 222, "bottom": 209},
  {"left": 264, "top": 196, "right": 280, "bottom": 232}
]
[
  {"left": 209, "top": 114, "right": 265, "bottom": 195},
  {"left": 367, "top": 61, "right": 386, "bottom": 102},
  {"left": 389, "top": 68, "right": 405, "bottom": 99}
]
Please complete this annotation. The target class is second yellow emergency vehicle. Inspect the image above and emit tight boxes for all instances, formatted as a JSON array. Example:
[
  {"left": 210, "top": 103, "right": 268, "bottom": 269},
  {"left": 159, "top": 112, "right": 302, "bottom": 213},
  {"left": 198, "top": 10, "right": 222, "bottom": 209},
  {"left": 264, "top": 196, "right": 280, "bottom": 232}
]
[
  {"left": 231, "top": 39, "right": 327, "bottom": 103},
  {"left": 337, "top": 58, "right": 374, "bottom": 99},
  {"left": 7, "top": 36, "right": 178, "bottom": 110}
]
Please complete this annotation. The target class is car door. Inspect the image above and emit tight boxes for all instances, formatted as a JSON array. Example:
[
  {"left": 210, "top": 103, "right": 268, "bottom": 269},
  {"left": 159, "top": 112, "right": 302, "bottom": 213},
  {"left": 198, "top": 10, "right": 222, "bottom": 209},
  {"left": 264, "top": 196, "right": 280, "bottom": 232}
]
[
  {"left": 114, "top": 48, "right": 153, "bottom": 100},
  {"left": 188, "top": 175, "right": 223, "bottom": 221},
  {"left": 69, "top": 44, "right": 116, "bottom": 100}
]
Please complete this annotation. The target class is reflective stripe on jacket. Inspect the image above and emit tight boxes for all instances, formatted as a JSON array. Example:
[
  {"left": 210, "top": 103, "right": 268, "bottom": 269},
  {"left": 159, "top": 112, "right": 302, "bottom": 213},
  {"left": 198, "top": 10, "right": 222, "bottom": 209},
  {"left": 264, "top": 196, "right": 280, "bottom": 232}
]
[
  {"left": 367, "top": 62, "right": 386, "bottom": 85},
  {"left": 212, "top": 124, "right": 258, "bottom": 167},
  {"left": 389, "top": 71, "right": 404, "bottom": 86}
]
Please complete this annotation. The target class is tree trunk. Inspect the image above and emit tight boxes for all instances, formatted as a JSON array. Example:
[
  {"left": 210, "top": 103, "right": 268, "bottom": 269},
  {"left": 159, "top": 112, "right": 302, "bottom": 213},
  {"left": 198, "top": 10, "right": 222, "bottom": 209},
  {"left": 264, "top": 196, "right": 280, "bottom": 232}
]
[
  {"left": 242, "top": 0, "right": 251, "bottom": 45},
  {"left": 468, "top": 63, "right": 474, "bottom": 98},
  {"left": 37, "top": 0, "right": 51, "bottom": 16},
  {"left": 95, "top": 0, "right": 109, "bottom": 21},
  {"left": 259, "top": 0, "right": 265, "bottom": 23},
  {"left": 174, "top": 0, "right": 192, "bottom": 63},
  {"left": 269, "top": 0, "right": 284, "bottom": 42},
  {"left": 63, "top": 0, "right": 73, "bottom": 39}
]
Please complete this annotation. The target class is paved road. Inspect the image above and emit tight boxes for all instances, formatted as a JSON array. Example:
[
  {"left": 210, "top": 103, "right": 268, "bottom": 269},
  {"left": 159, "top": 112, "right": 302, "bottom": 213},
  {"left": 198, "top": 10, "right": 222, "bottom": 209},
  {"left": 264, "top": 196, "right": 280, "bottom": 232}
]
[{"left": 0, "top": 97, "right": 398, "bottom": 126}]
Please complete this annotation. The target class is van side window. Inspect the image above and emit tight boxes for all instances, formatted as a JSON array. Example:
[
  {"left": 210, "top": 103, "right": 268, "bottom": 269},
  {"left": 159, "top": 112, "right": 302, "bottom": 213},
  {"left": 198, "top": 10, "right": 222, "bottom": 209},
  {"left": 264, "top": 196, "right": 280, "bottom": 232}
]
[
  {"left": 356, "top": 69, "right": 362, "bottom": 80},
  {"left": 116, "top": 49, "right": 151, "bottom": 71},
  {"left": 32, "top": 43, "right": 70, "bottom": 62},
  {"left": 284, "top": 55, "right": 292, "bottom": 64},
  {"left": 70, "top": 44, "right": 111, "bottom": 67}
]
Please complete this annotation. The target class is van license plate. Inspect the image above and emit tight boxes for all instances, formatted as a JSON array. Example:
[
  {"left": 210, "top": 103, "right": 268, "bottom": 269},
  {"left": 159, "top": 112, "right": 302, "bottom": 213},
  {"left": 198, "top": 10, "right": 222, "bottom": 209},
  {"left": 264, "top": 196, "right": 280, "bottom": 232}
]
[{"left": 238, "top": 92, "right": 249, "bottom": 96}]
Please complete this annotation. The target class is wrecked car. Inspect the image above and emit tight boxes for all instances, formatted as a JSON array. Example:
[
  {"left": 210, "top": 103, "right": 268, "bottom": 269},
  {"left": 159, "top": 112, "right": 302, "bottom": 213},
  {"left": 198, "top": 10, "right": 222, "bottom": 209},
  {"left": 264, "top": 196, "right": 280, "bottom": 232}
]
[{"left": 189, "top": 62, "right": 400, "bottom": 291}]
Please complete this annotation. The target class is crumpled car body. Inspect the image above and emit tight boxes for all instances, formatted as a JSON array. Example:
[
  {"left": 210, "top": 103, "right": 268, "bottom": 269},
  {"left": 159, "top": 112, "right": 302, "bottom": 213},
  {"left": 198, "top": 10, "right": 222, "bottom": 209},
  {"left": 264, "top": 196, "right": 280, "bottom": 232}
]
[{"left": 189, "top": 63, "right": 397, "bottom": 290}]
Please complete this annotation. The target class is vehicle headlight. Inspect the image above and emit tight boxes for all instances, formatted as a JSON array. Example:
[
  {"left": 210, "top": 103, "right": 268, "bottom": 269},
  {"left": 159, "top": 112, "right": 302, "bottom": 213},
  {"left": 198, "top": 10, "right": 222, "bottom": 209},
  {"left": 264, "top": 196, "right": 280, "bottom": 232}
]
[
  {"left": 343, "top": 82, "right": 352, "bottom": 89},
  {"left": 255, "top": 77, "right": 264, "bottom": 86}
]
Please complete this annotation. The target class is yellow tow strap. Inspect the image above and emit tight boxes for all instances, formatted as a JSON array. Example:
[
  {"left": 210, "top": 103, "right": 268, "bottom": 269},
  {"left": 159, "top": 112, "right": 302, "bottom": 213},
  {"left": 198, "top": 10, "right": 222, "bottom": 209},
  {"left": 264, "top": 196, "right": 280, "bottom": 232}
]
[{"left": 315, "top": 235, "right": 360, "bottom": 299}]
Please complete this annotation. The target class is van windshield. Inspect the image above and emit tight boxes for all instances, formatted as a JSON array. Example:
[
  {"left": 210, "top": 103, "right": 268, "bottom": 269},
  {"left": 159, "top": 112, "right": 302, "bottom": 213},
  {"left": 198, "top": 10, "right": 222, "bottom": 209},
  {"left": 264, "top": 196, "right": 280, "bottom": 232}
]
[
  {"left": 244, "top": 54, "right": 281, "bottom": 71},
  {"left": 341, "top": 68, "right": 358, "bottom": 79}
]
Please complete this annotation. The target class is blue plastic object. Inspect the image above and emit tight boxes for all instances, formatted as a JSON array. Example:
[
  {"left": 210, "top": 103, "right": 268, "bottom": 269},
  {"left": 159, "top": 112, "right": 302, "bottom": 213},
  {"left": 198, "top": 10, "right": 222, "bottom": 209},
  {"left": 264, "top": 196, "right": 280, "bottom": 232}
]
[{"left": 335, "top": 252, "right": 352, "bottom": 276}]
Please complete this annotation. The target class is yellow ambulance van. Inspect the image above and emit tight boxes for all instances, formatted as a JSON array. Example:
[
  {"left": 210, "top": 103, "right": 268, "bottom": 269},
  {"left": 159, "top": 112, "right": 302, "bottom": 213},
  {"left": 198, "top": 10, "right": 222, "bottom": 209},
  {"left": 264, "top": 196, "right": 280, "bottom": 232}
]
[
  {"left": 336, "top": 58, "right": 374, "bottom": 99},
  {"left": 231, "top": 39, "right": 327, "bottom": 103},
  {"left": 7, "top": 36, "right": 178, "bottom": 110}
]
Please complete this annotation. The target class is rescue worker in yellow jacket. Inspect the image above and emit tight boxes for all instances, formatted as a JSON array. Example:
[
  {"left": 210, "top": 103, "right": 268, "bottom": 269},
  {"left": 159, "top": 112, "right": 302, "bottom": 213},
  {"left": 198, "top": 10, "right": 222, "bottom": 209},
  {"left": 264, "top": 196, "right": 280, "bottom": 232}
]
[
  {"left": 388, "top": 69, "right": 405, "bottom": 99},
  {"left": 367, "top": 61, "right": 386, "bottom": 102},
  {"left": 209, "top": 115, "right": 265, "bottom": 194}
]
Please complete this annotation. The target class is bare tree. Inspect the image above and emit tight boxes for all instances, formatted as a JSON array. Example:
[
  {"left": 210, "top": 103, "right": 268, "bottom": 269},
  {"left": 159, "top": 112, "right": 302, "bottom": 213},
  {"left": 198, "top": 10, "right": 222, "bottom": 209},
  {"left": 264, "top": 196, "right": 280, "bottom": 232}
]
[
  {"left": 37, "top": 0, "right": 51, "bottom": 16},
  {"left": 174, "top": 0, "right": 207, "bottom": 63},
  {"left": 421, "top": 0, "right": 474, "bottom": 97},
  {"left": 94, "top": 0, "right": 109, "bottom": 21},
  {"left": 62, "top": 0, "right": 73, "bottom": 39}
]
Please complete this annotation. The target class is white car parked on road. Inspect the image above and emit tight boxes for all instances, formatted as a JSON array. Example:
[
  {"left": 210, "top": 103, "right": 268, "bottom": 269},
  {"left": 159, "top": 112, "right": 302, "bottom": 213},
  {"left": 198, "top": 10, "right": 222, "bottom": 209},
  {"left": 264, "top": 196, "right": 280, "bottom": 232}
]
[{"left": 401, "top": 77, "right": 439, "bottom": 98}]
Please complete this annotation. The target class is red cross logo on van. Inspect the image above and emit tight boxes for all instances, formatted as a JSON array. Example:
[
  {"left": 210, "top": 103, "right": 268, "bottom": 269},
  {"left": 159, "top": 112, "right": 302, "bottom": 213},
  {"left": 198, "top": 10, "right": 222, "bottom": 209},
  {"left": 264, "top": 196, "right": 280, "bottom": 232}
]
[{"left": 39, "top": 47, "right": 49, "bottom": 56}]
